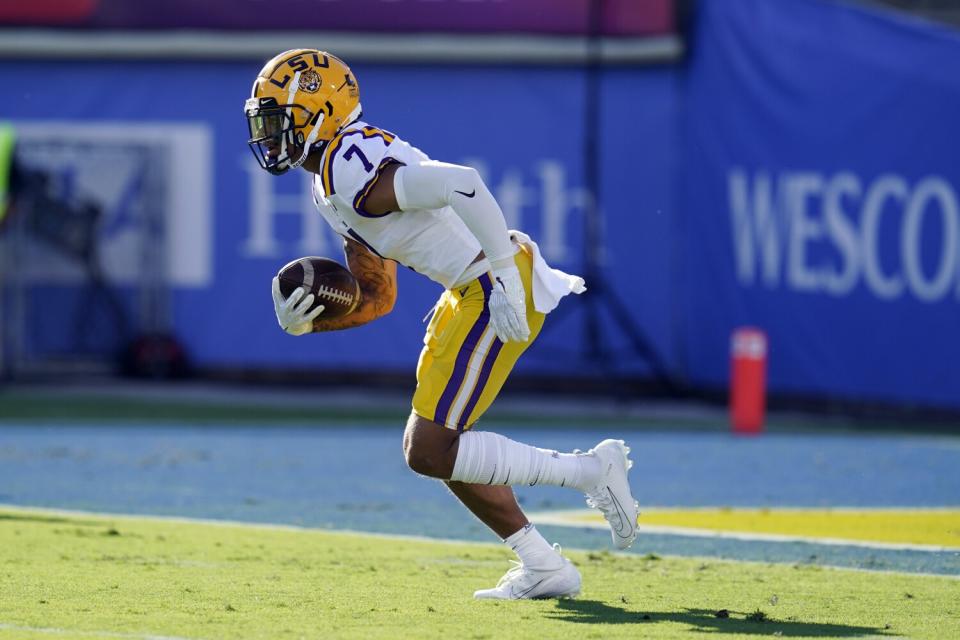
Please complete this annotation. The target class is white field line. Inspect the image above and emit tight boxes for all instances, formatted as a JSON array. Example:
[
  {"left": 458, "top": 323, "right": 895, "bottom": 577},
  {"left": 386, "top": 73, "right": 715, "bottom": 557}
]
[
  {"left": 529, "top": 509, "right": 960, "bottom": 552},
  {"left": 0, "top": 622, "right": 201, "bottom": 640},
  {"left": 1, "top": 503, "right": 958, "bottom": 581}
]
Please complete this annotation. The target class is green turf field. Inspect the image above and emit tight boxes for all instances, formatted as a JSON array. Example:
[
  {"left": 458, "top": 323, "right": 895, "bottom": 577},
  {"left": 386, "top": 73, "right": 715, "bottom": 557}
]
[{"left": 1, "top": 507, "right": 957, "bottom": 639}]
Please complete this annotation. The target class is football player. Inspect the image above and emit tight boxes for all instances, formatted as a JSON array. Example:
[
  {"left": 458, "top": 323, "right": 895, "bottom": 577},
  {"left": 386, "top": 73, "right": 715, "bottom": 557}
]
[{"left": 246, "top": 50, "right": 639, "bottom": 600}]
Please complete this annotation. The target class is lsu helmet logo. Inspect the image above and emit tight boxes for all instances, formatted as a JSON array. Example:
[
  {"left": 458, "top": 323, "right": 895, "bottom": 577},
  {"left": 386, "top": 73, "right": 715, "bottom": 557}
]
[{"left": 298, "top": 69, "right": 321, "bottom": 94}]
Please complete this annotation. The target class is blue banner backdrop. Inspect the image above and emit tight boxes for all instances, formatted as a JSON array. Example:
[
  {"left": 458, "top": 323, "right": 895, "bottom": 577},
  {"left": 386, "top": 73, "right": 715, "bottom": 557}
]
[
  {"left": 2, "top": 60, "right": 679, "bottom": 379},
  {"left": 6, "top": 0, "right": 960, "bottom": 410},
  {"left": 681, "top": 0, "right": 960, "bottom": 407}
]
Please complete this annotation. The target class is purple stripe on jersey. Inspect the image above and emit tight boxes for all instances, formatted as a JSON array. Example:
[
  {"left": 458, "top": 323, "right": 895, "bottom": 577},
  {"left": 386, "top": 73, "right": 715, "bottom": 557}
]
[
  {"left": 322, "top": 134, "right": 349, "bottom": 196},
  {"left": 456, "top": 334, "right": 504, "bottom": 432},
  {"left": 354, "top": 158, "right": 405, "bottom": 218},
  {"left": 433, "top": 277, "right": 493, "bottom": 427}
]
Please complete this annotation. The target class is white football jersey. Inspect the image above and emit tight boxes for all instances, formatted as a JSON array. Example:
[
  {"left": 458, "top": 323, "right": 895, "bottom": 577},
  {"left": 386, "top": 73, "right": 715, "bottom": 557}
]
[{"left": 311, "top": 121, "right": 487, "bottom": 289}]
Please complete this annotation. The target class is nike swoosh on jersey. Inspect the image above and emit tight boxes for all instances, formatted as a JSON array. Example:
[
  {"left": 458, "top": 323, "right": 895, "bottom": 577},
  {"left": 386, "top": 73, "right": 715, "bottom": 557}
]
[{"left": 455, "top": 189, "right": 476, "bottom": 198}]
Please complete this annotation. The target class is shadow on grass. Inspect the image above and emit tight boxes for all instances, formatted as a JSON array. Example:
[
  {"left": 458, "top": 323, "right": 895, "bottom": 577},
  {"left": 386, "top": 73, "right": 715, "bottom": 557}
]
[
  {"left": 0, "top": 512, "right": 103, "bottom": 527},
  {"left": 547, "top": 601, "right": 894, "bottom": 637}
]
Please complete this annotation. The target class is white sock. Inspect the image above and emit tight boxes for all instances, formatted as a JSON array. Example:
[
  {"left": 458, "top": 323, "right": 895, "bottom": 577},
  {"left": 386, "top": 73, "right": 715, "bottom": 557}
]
[
  {"left": 450, "top": 431, "right": 601, "bottom": 491},
  {"left": 504, "top": 524, "right": 563, "bottom": 570}
]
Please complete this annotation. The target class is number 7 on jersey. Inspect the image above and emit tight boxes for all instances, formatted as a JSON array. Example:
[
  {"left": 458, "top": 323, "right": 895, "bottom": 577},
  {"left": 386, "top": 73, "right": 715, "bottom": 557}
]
[{"left": 344, "top": 144, "right": 374, "bottom": 172}]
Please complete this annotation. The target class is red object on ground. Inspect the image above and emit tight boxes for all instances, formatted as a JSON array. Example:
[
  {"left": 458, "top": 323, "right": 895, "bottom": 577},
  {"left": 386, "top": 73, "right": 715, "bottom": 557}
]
[{"left": 730, "top": 327, "right": 767, "bottom": 434}]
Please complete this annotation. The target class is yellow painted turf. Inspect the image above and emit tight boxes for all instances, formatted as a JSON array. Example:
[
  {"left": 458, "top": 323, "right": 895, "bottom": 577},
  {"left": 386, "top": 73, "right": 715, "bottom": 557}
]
[{"left": 561, "top": 508, "right": 960, "bottom": 547}]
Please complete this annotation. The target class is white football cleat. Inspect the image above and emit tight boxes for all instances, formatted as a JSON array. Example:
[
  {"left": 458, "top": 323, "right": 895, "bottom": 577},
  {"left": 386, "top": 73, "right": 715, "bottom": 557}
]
[
  {"left": 474, "top": 547, "right": 581, "bottom": 600},
  {"left": 584, "top": 439, "right": 640, "bottom": 550}
]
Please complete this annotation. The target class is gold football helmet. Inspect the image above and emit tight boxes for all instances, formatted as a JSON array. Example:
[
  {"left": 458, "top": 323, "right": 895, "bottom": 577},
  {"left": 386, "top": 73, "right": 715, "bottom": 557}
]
[{"left": 245, "top": 49, "right": 361, "bottom": 175}]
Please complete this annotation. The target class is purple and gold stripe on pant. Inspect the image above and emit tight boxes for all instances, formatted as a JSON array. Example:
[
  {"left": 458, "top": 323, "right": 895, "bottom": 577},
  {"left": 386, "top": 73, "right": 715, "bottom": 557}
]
[
  {"left": 433, "top": 275, "right": 503, "bottom": 430},
  {"left": 412, "top": 246, "right": 544, "bottom": 431}
]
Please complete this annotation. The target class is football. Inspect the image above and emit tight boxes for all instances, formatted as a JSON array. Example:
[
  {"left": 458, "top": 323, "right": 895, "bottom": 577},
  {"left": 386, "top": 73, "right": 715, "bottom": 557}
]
[{"left": 277, "top": 257, "right": 361, "bottom": 320}]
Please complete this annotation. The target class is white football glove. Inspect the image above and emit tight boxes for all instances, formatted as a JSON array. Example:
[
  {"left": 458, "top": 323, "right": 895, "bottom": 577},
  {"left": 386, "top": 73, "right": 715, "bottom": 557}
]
[
  {"left": 488, "top": 265, "right": 530, "bottom": 343},
  {"left": 271, "top": 276, "right": 325, "bottom": 336}
]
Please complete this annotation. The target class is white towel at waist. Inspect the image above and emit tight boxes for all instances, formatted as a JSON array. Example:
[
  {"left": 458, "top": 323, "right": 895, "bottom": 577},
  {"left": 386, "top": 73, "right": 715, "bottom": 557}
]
[{"left": 509, "top": 229, "right": 586, "bottom": 314}]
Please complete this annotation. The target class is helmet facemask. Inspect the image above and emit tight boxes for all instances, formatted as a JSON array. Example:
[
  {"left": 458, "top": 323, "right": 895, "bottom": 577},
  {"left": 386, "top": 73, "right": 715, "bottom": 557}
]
[{"left": 246, "top": 96, "right": 325, "bottom": 176}]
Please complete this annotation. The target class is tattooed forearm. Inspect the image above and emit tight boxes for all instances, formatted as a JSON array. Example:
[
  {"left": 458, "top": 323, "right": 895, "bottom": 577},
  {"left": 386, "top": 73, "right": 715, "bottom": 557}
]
[
  {"left": 311, "top": 238, "right": 398, "bottom": 333},
  {"left": 346, "top": 240, "right": 396, "bottom": 318}
]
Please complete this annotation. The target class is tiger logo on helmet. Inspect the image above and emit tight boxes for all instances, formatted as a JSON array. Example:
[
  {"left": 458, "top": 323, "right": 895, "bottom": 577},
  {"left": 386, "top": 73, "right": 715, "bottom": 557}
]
[{"left": 245, "top": 49, "right": 361, "bottom": 175}]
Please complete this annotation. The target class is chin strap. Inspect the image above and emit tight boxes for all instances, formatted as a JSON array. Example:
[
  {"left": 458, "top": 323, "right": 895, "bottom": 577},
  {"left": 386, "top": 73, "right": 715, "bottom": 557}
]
[{"left": 291, "top": 113, "right": 325, "bottom": 169}]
